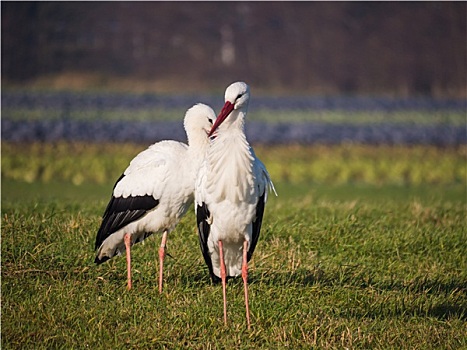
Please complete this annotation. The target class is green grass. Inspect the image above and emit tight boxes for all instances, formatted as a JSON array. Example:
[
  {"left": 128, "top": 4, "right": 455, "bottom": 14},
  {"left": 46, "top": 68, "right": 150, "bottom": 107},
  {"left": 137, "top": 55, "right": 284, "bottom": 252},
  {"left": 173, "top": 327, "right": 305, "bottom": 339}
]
[
  {"left": 2, "top": 143, "right": 466, "bottom": 186},
  {"left": 3, "top": 106, "right": 465, "bottom": 125},
  {"left": 2, "top": 144, "right": 467, "bottom": 349}
]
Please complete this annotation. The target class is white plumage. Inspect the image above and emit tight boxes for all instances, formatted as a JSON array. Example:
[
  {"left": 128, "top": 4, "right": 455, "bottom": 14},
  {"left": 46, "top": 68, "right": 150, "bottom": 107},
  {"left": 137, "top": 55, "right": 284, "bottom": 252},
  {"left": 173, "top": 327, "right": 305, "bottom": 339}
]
[
  {"left": 195, "top": 82, "right": 276, "bottom": 329},
  {"left": 95, "top": 103, "right": 216, "bottom": 291}
]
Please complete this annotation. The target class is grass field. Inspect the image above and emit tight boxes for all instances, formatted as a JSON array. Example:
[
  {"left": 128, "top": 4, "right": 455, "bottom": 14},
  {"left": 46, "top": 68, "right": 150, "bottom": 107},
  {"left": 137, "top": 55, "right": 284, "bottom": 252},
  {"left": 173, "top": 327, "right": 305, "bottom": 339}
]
[
  {"left": 2, "top": 143, "right": 466, "bottom": 349},
  {"left": 3, "top": 106, "right": 466, "bottom": 126}
]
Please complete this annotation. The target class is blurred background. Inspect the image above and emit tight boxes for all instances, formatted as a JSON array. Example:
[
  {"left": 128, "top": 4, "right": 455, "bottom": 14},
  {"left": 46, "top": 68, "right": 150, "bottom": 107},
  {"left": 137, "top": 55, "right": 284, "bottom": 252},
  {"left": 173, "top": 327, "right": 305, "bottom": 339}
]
[
  {"left": 2, "top": 2, "right": 466, "bottom": 96},
  {"left": 1, "top": 1, "right": 466, "bottom": 187}
]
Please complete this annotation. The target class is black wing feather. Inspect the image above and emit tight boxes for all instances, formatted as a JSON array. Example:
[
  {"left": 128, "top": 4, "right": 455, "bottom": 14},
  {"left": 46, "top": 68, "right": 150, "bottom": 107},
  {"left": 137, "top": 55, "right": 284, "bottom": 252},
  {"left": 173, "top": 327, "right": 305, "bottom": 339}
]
[
  {"left": 94, "top": 174, "right": 159, "bottom": 253},
  {"left": 248, "top": 191, "right": 266, "bottom": 262},
  {"left": 196, "top": 202, "right": 221, "bottom": 283}
]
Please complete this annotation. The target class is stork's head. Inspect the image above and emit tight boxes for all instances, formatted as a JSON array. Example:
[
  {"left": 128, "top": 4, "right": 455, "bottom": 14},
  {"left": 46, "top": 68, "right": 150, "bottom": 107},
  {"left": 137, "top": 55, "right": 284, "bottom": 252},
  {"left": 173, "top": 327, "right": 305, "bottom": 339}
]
[
  {"left": 209, "top": 82, "right": 250, "bottom": 137},
  {"left": 184, "top": 103, "right": 216, "bottom": 145}
]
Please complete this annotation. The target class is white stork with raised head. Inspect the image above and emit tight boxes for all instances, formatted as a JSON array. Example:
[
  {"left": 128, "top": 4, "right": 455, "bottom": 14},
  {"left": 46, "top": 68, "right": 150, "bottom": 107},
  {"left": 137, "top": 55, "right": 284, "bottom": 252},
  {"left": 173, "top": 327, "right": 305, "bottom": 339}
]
[
  {"left": 195, "top": 82, "right": 276, "bottom": 329},
  {"left": 94, "top": 103, "right": 216, "bottom": 291}
]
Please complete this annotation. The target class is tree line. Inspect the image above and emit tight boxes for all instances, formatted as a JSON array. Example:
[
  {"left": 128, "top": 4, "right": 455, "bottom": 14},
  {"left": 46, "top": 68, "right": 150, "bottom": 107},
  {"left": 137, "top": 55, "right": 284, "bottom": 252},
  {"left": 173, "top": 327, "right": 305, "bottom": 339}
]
[{"left": 2, "top": 2, "right": 465, "bottom": 97}]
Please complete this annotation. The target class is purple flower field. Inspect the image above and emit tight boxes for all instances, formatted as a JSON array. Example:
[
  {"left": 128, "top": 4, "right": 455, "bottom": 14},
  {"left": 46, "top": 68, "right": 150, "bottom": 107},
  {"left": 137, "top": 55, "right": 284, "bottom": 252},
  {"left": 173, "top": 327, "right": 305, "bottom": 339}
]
[{"left": 2, "top": 91, "right": 465, "bottom": 146}]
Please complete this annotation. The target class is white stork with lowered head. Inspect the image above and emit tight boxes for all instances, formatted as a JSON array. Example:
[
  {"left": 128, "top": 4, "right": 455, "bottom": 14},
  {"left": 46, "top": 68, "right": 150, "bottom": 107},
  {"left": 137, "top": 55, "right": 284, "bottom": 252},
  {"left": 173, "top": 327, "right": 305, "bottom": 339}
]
[
  {"left": 94, "top": 103, "right": 216, "bottom": 291},
  {"left": 195, "top": 82, "right": 276, "bottom": 329}
]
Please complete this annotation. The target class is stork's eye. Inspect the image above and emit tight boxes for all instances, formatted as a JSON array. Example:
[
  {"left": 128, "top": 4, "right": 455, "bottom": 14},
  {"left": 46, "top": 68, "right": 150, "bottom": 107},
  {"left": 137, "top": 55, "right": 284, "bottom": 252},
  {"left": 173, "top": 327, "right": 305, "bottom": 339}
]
[
  {"left": 208, "top": 118, "right": 213, "bottom": 124},
  {"left": 236, "top": 93, "right": 243, "bottom": 100}
]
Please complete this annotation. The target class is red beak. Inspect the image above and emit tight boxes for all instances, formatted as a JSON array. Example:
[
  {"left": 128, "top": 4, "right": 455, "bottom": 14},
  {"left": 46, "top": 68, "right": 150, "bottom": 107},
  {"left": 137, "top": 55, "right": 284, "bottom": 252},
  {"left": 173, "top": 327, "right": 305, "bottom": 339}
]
[{"left": 208, "top": 101, "right": 235, "bottom": 137}]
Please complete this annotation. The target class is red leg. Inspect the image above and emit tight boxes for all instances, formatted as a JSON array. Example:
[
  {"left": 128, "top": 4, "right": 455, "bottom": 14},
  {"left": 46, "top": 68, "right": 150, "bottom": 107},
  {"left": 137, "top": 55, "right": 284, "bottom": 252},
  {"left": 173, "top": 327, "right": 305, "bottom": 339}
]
[
  {"left": 124, "top": 233, "right": 132, "bottom": 290},
  {"left": 158, "top": 230, "right": 168, "bottom": 293},
  {"left": 218, "top": 240, "right": 228, "bottom": 326},
  {"left": 242, "top": 240, "right": 251, "bottom": 330}
]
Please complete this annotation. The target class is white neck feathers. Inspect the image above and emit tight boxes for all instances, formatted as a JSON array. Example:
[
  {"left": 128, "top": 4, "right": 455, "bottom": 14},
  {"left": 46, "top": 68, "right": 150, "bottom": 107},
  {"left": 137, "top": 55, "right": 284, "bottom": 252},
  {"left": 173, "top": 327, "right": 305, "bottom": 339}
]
[{"left": 205, "top": 116, "right": 255, "bottom": 203}]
